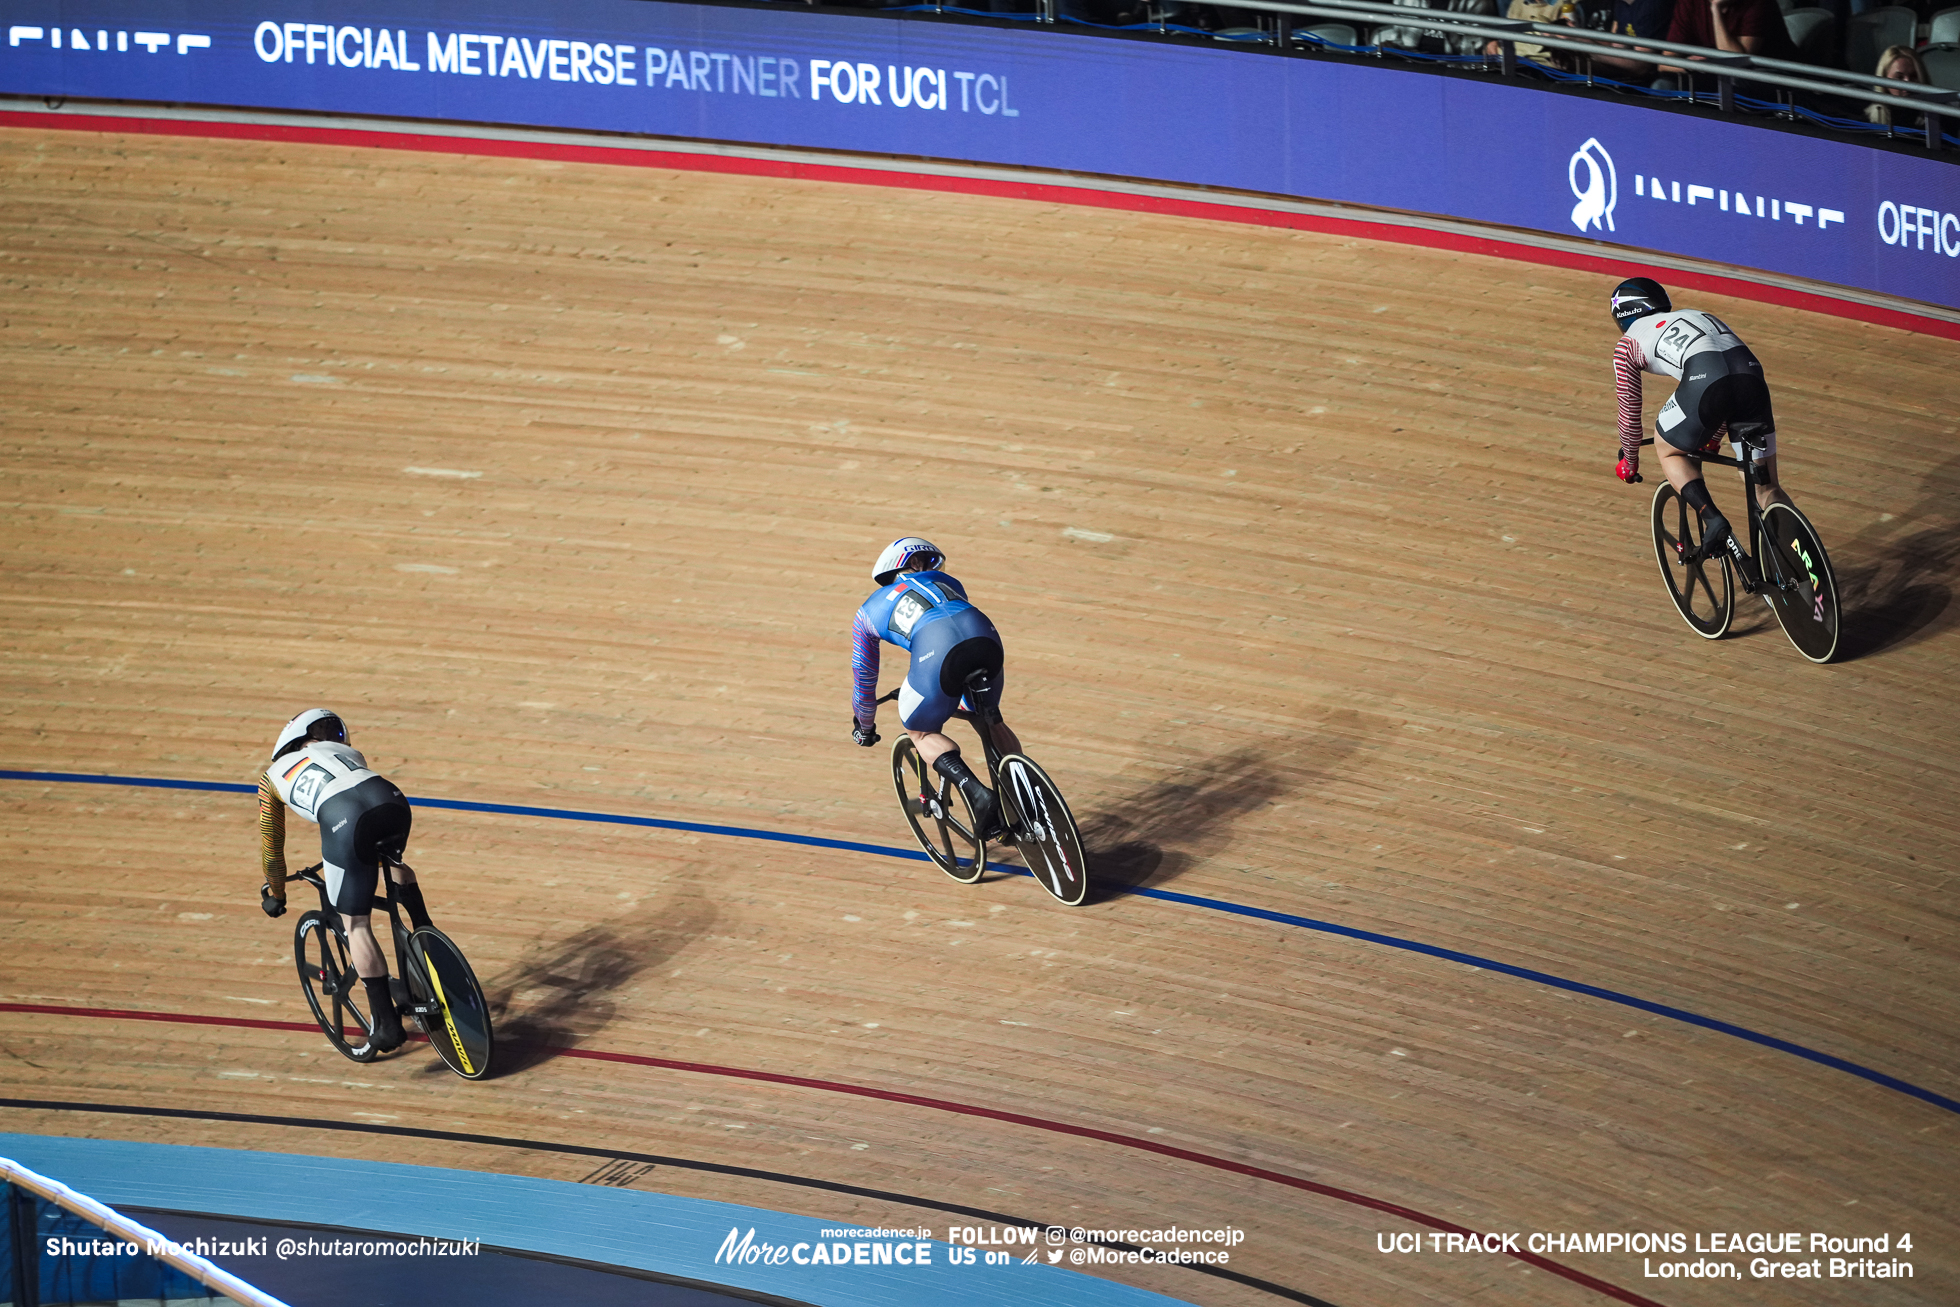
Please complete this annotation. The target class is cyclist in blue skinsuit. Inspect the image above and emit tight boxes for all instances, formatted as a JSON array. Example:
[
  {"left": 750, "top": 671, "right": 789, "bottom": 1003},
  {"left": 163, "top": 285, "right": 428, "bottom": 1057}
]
[{"left": 851, "top": 537, "right": 1021, "bottom": 837}]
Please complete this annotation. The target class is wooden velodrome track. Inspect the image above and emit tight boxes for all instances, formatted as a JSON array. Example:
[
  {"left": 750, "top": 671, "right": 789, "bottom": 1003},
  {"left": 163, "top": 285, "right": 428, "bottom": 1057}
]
[{"left": 1, "top": 119, "right": 1956, "bottom": 1307}]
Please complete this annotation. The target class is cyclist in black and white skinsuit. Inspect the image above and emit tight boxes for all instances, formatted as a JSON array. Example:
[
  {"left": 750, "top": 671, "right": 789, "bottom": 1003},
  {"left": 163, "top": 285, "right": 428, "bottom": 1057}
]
[
  {"left": 258, "top": 709, "right": 430, "bottom": 1054},
  {"left": 1608, "top": 277, "right": 1795, "bottom": 558}
]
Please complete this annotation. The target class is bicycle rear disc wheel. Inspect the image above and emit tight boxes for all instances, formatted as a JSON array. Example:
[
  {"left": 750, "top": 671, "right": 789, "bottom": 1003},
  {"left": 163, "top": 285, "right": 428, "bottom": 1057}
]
[
  {"left": 997, "top": 755, "right": 1089, "bottom": 907},
  {"left": 1759, "top": 502, "right": 1840, "bottom": 663},
  {"left": 294, "top": 910, "right": 376, "bottom": 1063},
  {"left": 404, "top": 927, "right": 495, "bottom": 1080},
  {"left": 891, "top": 736, "right": 985, "bottom": 883},
  {"left": 1651, "top": 483, "right": 1735, "bottom": 639}
]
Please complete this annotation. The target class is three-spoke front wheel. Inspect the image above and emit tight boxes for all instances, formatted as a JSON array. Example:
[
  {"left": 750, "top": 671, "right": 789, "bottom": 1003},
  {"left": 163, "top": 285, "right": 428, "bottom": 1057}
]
[
  {"left": 890, "top": 736, "right": 985, "bottom": 883},
  {"left": 1651, "top": 482, "right": 1735, "bottom": 640},
  {"left": 294, "top": 910, "right": 376, "bottom": 1063}
]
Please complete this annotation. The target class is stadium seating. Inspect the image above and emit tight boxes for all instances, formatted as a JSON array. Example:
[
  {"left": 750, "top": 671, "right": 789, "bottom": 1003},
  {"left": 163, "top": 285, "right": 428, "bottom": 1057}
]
[
  {"left": 1293, "top": 22, "right": 1363, "bottom": 43},
  {"left": 1845, "top": 6, "right": 1916, "bottom": 72},
  {"left": 1921, "top": 43, "right": 1960, "bottom": 87},
  {"left": 1784, "top": 7, "right": 1839, "bottom": 63}
]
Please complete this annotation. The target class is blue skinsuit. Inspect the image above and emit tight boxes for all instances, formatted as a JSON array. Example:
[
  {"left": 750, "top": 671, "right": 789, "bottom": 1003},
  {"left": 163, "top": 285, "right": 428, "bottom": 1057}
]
[{"left": 851, "top": 571, "right": 1004, "bottom": 733}]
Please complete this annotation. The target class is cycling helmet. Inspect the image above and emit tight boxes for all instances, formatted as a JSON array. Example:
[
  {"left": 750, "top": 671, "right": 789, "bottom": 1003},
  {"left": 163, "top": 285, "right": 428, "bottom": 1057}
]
[
  {"left": 273, "top": 708, "right": 347, "bottom": 760},
  {"left": 1610, "top": 277, "right": 1671, "bottom": 331},
  {"left": 872, "top": 537, "right": 945, "bottom": 586}
]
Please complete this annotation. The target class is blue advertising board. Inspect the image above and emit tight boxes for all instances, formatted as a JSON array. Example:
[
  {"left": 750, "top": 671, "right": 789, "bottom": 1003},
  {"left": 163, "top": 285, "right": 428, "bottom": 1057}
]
[{"left": 4, "top": 0, "right": 1958, "bottom": 309}]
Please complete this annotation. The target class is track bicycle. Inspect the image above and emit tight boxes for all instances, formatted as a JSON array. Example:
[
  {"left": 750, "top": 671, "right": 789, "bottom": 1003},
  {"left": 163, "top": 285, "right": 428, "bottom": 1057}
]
[
  {"left": 884, "top": 672, "right": 1090, "bottom": 906},
  {"left": 284, "top": 862, "right": 495, "bottom": 1079},
  {"left": 1644, "top": 436, "right": 1840, "bottom": 663}
]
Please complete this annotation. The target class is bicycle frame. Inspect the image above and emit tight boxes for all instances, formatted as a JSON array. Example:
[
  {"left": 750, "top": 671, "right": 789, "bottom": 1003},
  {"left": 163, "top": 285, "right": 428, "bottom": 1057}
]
[
  {"left": 877, "top": 682, "right": 1009, "bottom": 788},
  {"left": 294, "top": 861, "right": 427, "bottom": 1014},
  {"left": 1641, "top": 437, "right": 1774, "bottom": 592}
]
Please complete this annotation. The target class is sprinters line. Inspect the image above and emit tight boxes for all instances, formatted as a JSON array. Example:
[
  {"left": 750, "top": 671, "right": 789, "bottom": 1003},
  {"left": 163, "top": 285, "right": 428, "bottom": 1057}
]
[{"left": 3, "top": 767, "right": 1955, "bottom": 1118}]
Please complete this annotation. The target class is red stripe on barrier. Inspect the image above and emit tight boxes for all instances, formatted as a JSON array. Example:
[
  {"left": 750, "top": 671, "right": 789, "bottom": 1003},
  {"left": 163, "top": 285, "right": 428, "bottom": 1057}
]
[
  {"left": 1, "top": 1001, "right": 1665, "bottom": 1306},
  {"left": 2, "top": 107, "right": 1956, "bottom": 343}
]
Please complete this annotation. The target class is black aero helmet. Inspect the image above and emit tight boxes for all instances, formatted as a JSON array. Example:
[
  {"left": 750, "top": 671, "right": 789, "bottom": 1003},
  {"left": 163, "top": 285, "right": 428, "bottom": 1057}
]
[{"left": 1610, "top": 277, "right": 1671, "bottom": 331}]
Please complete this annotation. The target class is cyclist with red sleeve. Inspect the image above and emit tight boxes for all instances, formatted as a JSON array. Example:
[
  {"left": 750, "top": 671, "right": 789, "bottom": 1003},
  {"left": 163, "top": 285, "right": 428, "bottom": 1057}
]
[
  {"left": 1609, "top": 278, "right": 1794, "bottom": 559},
  {"left": 849, "top": 537, "right": 1021, "bottom": 838}
]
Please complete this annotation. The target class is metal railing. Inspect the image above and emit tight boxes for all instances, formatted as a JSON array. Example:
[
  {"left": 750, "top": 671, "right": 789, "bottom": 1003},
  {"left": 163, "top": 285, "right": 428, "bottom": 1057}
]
[
  {"left": 911, "top": 0, "right": 1960, "bottom": 152},
  {"left": 2, "top": 1155, "right": 290, "bottom": 1307}
]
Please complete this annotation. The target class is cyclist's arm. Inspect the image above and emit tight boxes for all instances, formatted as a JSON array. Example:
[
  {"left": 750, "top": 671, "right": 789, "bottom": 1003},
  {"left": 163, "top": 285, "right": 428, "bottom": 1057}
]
[
  {"left": 851, "top": 610, "right": 882, "bottom": 726},
  {"left": 1613, "top": 335, "right": 1646, "bottom": 462},
  {"left": 258, "top": 771, "right": 288, "bottom": 899}
]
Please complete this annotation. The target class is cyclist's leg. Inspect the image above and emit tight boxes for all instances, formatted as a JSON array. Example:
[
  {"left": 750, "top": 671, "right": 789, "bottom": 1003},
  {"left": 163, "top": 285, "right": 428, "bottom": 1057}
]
[
  {"left": 987, "top": 717, "right": 1023, "bottom": 757},
  {"left": 1656, "top": 369, "right": 1740, "bottom": 553},
  {"left": 938, "top": 632, "right": 1016, "bottom": 759},
  {"left": 1750, "top": 451, "right": 1793, "bottom": 513},
  {"left": 1725, "top": 384, "right": 1791, "bottom": 514},
  {"left": 320, "top": 782, "right": 411, "bottom": 1049},
  {"left": 900, "top": 624, "right": 1004, "bottom": 835},
  {"left": 375, "top": 819, "right": 430, "bottom": 929}
]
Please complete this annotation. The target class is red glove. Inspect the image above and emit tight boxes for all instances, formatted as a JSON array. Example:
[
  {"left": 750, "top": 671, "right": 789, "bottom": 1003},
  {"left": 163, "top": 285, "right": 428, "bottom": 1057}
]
[{"left": 1616, "top": 456, "right": 1642, "bottom": 484}]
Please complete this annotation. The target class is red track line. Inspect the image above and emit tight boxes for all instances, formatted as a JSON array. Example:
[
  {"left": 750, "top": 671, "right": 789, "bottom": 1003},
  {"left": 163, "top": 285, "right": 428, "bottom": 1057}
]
[
  {"left": 2, "top": 106, "right": 1955, "bottom": 344},
  {"left": 2, "top": 1001, "right": 1665, "bottom": 1307}
]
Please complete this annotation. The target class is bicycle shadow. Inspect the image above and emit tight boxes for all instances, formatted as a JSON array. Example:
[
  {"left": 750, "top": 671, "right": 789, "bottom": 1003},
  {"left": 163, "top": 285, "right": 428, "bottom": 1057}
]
[
  {"left": 1834, "top": 452, "right": 1960, "bottom": 661},
  {"left": 471, "top": 882, "right": 714, "bottom": 1078},
  {"left": 1068, "top": 722, "right": 1365, "bottom": 902}
]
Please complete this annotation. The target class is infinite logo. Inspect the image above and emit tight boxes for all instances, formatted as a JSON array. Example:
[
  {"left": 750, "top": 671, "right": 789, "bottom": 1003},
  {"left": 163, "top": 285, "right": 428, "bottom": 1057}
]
[{"left": 1569, "top": 138, "right": 1618, "bottom": 234}]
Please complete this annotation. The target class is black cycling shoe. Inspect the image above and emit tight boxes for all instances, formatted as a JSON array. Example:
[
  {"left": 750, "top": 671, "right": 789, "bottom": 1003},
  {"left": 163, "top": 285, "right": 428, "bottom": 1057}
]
[
  {"left": 362, "top": 976, "right": 406, "bottom": 1053},
  {"left": 933, "top": 751, "right": 1006, "bottom": 843},
  {"left": 389, "top": 978, "right": 425, "bottom": 1034},
  {"left": 368, "top": 1007, "right": 406, "bottom": 1054},
  {"left": 967, "top": 789, "right": 1009, "bottom": 844},
  {"left": 1697, "top": 512, "right": 1733, "bottom": 561}
]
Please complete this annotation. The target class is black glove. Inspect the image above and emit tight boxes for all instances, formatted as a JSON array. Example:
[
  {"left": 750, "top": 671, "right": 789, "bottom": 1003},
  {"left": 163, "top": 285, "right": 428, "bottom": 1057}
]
[
  {"left": 260, "top": 887, "right": 287, "bottom": 919},
  {"left": 852, "top": 719, "right": 880, "bottom": 747}
]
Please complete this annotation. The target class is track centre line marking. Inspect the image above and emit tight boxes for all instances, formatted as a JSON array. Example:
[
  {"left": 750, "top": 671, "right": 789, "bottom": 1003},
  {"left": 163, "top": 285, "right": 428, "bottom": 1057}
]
[
  {"left": 4, "top": 767, "right": 1955, "bottom": 1117},
  {"left": 0, "top": 1016, "right": 1658, "bottom": 1307}
]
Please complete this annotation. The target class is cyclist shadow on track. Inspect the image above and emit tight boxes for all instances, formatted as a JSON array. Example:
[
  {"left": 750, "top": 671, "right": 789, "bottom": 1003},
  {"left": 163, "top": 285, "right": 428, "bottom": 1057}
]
[
  {"left": 1071, "top": 726, "right": 1364, "bottom": 903},
  {"left": 474, "top": 881, "right": 715, "bottom": 1077},
  {"left": 1833, "top": 451, "right": 1960, "bottom": 661}
]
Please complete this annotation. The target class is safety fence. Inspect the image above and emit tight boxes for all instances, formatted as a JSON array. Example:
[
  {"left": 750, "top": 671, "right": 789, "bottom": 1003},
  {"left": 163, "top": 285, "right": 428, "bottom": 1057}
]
[
  {"left": 860, "top": 0, "right": 1960, "bottom": 150},
  {"left": 1, "top": 1155, "right": 285, "bottom": 1307}
]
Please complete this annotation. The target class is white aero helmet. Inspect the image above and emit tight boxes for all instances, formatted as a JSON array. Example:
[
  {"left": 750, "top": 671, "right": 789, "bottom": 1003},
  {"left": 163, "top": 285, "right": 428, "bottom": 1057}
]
[
  {"left": 274, "top": 708, "right": 348, "bottom": 761},
  {"left": 872, "top": 537, "right": 945, "bottom": 586}
]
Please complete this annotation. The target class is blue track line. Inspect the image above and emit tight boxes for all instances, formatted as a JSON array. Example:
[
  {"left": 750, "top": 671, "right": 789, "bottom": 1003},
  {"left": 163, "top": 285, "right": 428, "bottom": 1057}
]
[{"left": 5, "top": 767, "right": 1954, "bottom": 1117}]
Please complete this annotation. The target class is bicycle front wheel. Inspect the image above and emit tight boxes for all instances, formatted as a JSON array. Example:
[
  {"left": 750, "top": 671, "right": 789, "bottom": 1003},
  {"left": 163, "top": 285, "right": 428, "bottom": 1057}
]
[
  {"left": 1651, "top": 483, "right": 1735, "bottom": 640},
  {"left": 890, "top": 736, "right": 985, "bottom": 883},
  {"left": 404, "top": 927, "right": 495, "bottom": 1080},
  {"left": 1759, "top": 502, "right": 1840, "bottom": 663},
  {"left": 997, "top": 755, "right": 1089, "bottom": 907},
  {"left": 294, "top": 910, "right": 376, "bottom": 1063}
]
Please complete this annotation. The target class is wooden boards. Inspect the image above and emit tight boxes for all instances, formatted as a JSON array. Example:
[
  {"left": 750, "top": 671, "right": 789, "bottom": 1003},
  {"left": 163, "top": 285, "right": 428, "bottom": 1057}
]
[{"left": 1, "top": 124, "right": 1954, "bottom": 1306}]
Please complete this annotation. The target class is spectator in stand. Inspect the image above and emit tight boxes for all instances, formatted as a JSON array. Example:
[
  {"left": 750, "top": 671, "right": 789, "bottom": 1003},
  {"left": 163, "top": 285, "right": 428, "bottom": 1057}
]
[
  {"left": 1658, "top": 0, "right": 1796, "bottom": 82},
  {"left": 1587, "top": 0, "right": 1677, "bottom": 84},
  {"left": 1866, "top": 45, "right": 1929, "bottom": 129},
  {"left": 1484, "top": 0, "right": 1573, "bottom": 68}
]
